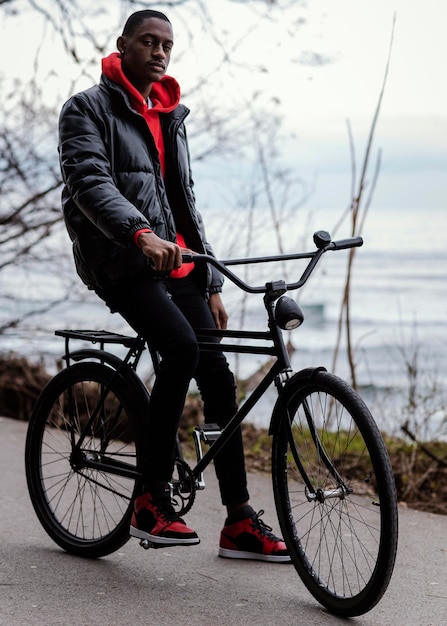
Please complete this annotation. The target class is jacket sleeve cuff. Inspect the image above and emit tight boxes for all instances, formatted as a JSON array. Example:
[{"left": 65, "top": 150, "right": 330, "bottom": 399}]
[{"left": 208, "top": 285, "right": 222, "bottom": 295}]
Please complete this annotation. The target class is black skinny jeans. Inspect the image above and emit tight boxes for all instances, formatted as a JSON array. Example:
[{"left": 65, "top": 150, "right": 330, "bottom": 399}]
[{"left": 100, "top": 273, "right": 249, "bottom": 506}]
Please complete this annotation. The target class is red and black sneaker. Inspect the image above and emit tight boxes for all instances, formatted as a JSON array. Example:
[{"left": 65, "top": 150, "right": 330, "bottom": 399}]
[
  {"left": 219, "top": 507, "right": 291, "bottom": 563},
  {"left": 130, "top": 492, "right": 200, "bottom": 547}
]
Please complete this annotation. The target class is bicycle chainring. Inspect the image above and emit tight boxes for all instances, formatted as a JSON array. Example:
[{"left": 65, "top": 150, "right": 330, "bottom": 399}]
[{"left": 169, "top": 458, "right": 196, "bottom": 516}]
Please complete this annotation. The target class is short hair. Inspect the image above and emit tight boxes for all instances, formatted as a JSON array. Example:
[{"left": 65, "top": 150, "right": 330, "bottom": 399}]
[{"left": 122, "top": 10, "right": 171, "bottom": 36}]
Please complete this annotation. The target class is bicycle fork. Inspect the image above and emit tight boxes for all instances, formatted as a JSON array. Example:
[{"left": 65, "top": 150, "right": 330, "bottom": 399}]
[{"left": 284, "top": 399, "right": 353, "bottom": 503}]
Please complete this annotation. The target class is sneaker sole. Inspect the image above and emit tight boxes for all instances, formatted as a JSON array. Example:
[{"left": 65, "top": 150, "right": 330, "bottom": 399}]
[
  {"left": 130, "top": 525, "right": 200, "bottom": 546},
  {"left": 218, "top": 547, "right": 291, "bottom": 563}
]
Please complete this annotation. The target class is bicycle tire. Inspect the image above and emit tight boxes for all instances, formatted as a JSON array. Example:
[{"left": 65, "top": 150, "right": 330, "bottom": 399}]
[
  {"left": 272, "top": 370, "right": 398, "bottom": 617},
  {"left": 25, "top": 362, "right": 143, "bottom": 558}
]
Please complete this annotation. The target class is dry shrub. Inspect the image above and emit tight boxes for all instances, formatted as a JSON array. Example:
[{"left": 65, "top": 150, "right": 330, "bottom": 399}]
[
  {"left": 0, "top": 355, "right": 51, "bottom": 421},
  {"left": 2, "top": 355, "right": 447, "bottom": 515}
]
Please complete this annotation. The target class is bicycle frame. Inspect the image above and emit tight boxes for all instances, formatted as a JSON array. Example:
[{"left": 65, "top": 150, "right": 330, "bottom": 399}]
[
  {"left": 27, "top": 232, "right": 400, "bottom": 617},
  {"left": 55, "top": 286, "right": 294, "bottom": 487},
  {"left": 190, "top": 280, "right": 295, "bottom": 482},
  {"left": 56, "top": 232, "right": 363, "bottom": 489}
]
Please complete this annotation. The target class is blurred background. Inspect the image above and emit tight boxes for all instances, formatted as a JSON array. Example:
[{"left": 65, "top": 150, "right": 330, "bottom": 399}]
[{"left": 0, "top": 0, "right": 446, "bottom": 436}]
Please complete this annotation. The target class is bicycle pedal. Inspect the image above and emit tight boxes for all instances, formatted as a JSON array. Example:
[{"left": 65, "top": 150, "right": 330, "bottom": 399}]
[
  {"left": 139, "top": 538, "right": 172, "bottom": 550},
  {"left": 192, "top": 424, "right": 222, "bottom": 490},
  {"left": 194, "top": 423, "right": 222, "bottom": 444}
]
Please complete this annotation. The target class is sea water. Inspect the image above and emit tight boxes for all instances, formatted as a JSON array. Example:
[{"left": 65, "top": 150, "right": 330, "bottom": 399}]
[
  {"left": 1, "top": 205, "right": 446, "bottom": 435},
  {"left": 223, "top": 204, "right": 447, "bottom": 435}
]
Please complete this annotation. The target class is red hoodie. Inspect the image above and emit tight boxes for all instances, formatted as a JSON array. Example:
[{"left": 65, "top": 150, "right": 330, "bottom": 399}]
[{"left": 102, "top": 52, "right": 194, "bottom": 278}]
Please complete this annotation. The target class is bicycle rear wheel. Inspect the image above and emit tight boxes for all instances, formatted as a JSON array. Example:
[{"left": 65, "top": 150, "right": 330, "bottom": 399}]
[
  {"left": 25, "top": 362, "right": 142, "bottom": 558},
  {"left": 272, "top": 370, "right": 398, "bottom": 617}
]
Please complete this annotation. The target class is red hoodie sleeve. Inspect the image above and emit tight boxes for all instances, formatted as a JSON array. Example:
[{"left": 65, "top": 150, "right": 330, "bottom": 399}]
[{"left": 133, "top": 228, "right": 153, "bottom": 247}]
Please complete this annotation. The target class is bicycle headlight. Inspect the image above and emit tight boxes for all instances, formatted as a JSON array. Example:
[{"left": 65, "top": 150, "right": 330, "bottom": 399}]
[{"left": 274, "top": 296, "right": 304, "bottom": 330}]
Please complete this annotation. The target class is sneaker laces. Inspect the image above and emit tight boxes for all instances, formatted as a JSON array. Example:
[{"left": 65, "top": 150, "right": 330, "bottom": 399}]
[
  {"left": 149, "top": 495, "right": 181, "bottom": 523},
  {"left": 251, "top": 510, "right": 279, "bottom": 542}
]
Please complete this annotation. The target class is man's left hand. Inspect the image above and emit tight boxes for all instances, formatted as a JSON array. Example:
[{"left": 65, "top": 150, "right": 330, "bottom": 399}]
[{"left": 208, "top": 293, "right": 228, "bottom": 331}]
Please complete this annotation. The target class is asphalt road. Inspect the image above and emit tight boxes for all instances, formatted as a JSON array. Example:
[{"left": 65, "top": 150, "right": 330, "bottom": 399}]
[{"left": 1, "top": 416, "right": 446, "bottom": 626}]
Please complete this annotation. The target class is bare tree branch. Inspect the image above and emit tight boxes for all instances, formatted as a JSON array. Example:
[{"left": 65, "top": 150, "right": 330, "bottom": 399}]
[
  {"left": 331, "top": 14, "right": 396, "bottom": 387},
  {"left": 0, "top": 0, "right": 315, "bottom": 338}
]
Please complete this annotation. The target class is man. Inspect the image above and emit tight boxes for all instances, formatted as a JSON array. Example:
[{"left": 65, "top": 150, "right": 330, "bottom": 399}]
[{"left": 59, "top": 9, "right": 289, "bottom": 563}]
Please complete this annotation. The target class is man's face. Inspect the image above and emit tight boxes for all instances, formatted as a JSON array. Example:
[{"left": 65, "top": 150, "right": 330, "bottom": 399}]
[{"left": 118, "top": 17, "right": 174, "bottom": 91}]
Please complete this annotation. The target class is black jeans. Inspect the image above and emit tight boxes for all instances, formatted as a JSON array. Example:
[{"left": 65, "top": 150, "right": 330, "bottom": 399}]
[{"left": 100, "top": 273, "right": 249, "bottom": 506}]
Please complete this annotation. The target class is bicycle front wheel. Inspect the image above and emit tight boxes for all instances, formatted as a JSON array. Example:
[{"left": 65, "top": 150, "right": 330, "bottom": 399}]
[
  {"left": 25, "top": 362, "right": 143, "bottom": 558},
  {"left": 272, "top": 370, "right": 398, "bottom": 617}
]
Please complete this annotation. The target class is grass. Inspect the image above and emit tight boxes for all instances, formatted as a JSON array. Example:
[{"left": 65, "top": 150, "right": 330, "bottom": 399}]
[
  {"left": 179, "top": 397, "right": 447, "bottom": 516},
  {"left": 1, "top": 353, "right": 446, "bottom": 516}
]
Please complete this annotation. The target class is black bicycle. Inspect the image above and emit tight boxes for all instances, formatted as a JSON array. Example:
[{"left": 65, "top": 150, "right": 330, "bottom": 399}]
[{"left": 25, "top": 231, "right": 398, "bottom": 617}]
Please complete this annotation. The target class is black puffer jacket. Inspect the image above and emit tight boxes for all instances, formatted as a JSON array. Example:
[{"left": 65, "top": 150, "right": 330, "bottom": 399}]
[{"left": 59, "top": 74, "right": 222, "bottom": 294}]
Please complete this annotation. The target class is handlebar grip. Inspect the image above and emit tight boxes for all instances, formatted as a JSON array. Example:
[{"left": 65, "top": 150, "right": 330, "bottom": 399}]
[
  {"left": 181, "top": 253, "right": 195, "bottom": 263},
  {"left": 331, "top": 236, "right": 363, "bottom": 250}
]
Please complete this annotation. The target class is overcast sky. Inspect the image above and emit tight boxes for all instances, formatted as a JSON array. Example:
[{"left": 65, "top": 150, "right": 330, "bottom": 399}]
[
  {"left": 208, "top": 0, "right": 447, "bottom": 216},
  {"left": 278, "top": 0, "right": 447, "bottom": 214},
  {"left": 176, "top": 0, "right": 447, "bottom": 217},
  {"left": 2, "top": 0, "right": 445, "bottom": 216}
]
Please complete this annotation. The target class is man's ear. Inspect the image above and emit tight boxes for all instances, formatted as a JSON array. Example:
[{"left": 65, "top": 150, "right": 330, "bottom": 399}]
[{"left": 117, "top": 35, "right": 125, "bottom": 54}]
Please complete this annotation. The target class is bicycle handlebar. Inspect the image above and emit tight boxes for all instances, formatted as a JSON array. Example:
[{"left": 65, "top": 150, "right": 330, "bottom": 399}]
[{"left": 182, "top": 231, "right": 363, "bottom": 295}]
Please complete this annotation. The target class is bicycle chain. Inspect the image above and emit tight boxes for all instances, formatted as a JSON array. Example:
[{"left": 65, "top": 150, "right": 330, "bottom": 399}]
[{"left": 76, "top": 459, "right": 197, "bottom": 516}]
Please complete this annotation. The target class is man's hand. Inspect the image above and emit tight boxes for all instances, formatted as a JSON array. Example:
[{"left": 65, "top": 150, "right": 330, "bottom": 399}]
[
  {"left": 208, "top": 292, "right": 228, "bottom": 331},
  {"left": 138, "top": 231, "right": 182, "bottom": 272}
]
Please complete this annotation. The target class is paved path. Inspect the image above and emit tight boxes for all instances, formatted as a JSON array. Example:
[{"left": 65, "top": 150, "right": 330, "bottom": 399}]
[{"left": 1, "top": 416, "right": 446, "bottom": 626}]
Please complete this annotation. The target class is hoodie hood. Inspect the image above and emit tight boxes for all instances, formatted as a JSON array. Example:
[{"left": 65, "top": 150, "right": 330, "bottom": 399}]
[
  {"left": 101, "top": 52, "right": 182, "bottom": 179},
  {"left": 101, "top": 52, "right": 181, "bottom": 115}
]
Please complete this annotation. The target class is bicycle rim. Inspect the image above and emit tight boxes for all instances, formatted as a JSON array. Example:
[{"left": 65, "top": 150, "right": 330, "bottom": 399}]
[
  {"left": 26, "top": 362, "right": 142, "bottom": 558},
  {"left": 272, "top": 371, "right": 398, "bottom": 616}
]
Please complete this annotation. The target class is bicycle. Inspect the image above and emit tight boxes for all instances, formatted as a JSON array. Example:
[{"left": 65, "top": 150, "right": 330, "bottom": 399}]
[{"left": 25, "top": 230, "right": 398, "bottom": 617}]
